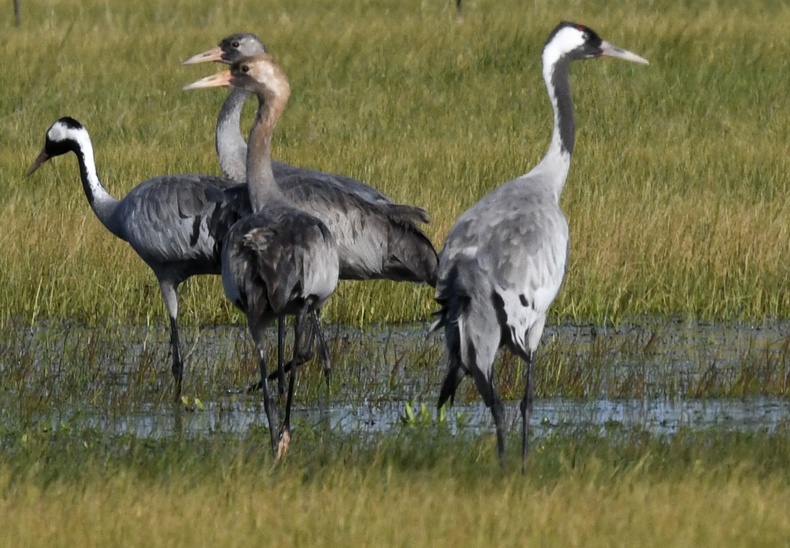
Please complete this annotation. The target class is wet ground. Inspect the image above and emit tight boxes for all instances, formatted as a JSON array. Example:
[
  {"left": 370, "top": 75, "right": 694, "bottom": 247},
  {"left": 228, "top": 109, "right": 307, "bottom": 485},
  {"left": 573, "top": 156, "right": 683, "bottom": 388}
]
[
  {"left": 1, "top": 318, "right": 789, "bottom": 440},
  {"left": 30, "top": 395, "right": 790, "bottom": 441}
]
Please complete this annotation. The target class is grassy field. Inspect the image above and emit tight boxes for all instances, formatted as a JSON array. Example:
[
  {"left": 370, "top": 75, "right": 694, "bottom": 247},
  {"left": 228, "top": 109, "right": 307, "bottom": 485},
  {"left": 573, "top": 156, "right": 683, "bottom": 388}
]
[
  {"left": 1, "top": 0, "right": 788, "bottom": 327},
  {"left": 2, "top": 316, "right": 790, "bottom": 545},
  {"left": 2, "top": 425, "right": 790, "bottom": 546},
  {"left": 2, "top": 1, "right": 790, "bottom": 544}
]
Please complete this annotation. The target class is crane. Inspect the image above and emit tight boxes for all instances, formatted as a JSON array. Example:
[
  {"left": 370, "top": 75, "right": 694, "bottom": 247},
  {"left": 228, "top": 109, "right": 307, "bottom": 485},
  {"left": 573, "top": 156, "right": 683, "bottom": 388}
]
[
  {"left": 184, "top": 34, "right": 439, "bottom": 388},
  {"left": 432, "top": 21, "right": 648, "bottom": 471},
  {"left": 185, "top": 52, "right": 340, "bottom": 458},
  {"left": 27, "top": 118, "right": 239, "bottom": 400}
]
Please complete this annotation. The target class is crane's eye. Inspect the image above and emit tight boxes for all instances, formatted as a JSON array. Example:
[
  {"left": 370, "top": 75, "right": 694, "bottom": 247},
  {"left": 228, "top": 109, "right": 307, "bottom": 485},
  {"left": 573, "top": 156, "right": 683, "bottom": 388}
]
[{"left": 232, "top": 41, "right": 240, "bottom": 48}]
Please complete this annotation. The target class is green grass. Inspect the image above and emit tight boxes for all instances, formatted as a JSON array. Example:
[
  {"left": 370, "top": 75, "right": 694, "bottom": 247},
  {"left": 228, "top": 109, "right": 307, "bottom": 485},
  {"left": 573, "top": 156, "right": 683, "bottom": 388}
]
[
  {"left": 3, "top": 318, "right": 788, "bottom": 424},
  {"left": 3, "top": 424, "right": 790, "bottom": 545},
  {"left": 3, "top": 4, "right": 789, "bottom": 542},
  {"left": 0, "top": 0, "right": 787, "bottom": 327},
  {"left": 3, "top": 315, "right": 789, "bottom": 544}
]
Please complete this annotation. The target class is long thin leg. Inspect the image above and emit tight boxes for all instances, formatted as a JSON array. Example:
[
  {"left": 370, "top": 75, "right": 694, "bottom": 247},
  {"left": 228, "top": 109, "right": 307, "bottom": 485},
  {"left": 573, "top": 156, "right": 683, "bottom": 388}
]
[
  {"left": 466, "top": 317, "right": 505, "bottom": 471},
  {"left": 287, "top": 312, "right": 316, "bottom": 373},
  {"left": 311, "top": 310, "right": 332, "bottom": 390},
  {"left": 168, "top": 317, "right": 183, "bottom": 399},
  {"left": 519, "top": 350, "right": 536, "bottom": 474},
  {"left": 158, "top": 279, "right": 183, "bottom": 401},
  {"left": 263, "top": 309, "right": 331, "bottom": 387},
  {"left": 270, "top": 311, "right": 326, "bottom": 385},
  {"left": 292, "top": 311, "right": 316, "bottom": 368},
  {"left": 473, "top": 369, "right": 507, "bottom": 472},
  {"left": 258, "top": 347, "right": 278, "bottom": 457},
  {"left": 491, "top": 394, "right": 506, "bottom": 471},
  {"left": 276, "top": 316, "right": 286, "bottom": 396},
  {"left": 247, "top": 315, "right": 292, "bottom": 394},
  {"left": 248, "top": 316, "right": 278, "bottom": 457},
  {"left": 278, "top": 307, "right": 308, "bottom": 459}
]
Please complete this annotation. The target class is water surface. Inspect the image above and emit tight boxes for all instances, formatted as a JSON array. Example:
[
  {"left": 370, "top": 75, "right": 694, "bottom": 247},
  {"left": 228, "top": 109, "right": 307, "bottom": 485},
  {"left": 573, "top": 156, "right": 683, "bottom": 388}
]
[{"left": 2, "top": 318, "right": 788, "bottom": 440}]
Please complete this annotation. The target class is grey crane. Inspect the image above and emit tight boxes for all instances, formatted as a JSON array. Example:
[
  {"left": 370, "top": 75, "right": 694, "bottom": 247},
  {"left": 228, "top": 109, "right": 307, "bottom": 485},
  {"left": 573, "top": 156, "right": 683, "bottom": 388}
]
[
  {"left": 185, "top": 53, "right": 340, "bottom": 458},
  {"left": 182, "top": 33, "right": 391, "bottom": 205},
  {"left": 432, "top": 22, "right": 648, "bottom": 471},
  {"left": 184, "top": 34, "right": 439, "bottom": 386},
  {"left": 27, "top": 118, "right": 240, "bottom": 400}
]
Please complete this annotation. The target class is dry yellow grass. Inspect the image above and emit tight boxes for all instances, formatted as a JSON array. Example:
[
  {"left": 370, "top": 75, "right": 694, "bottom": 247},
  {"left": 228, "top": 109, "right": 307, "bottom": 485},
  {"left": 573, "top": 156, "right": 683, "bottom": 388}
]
[
  {"left": 2, "top": 0, "right": 788, "bottom": 325},
  {"left": 2, "top": 5, "right": 788, "bottom": 545},
  {"left": 2, "top": 464, "right": 789, "bottom": 546}
]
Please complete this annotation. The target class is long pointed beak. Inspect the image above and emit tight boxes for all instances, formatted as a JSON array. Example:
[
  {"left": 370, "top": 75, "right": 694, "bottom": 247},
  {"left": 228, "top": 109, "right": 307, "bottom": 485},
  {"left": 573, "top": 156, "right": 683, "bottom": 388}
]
[
  {"left": 183, "top": 70, "right": 233, "bottom": 90},
  {"left": 181, "top": 46, "right": 224, "bottom": 66},
  {"left": 26, "top": 149, "right": 50, "bottom": 176},
  {"left": 600, "top": 41, "right": 649, "bottom": 65}
]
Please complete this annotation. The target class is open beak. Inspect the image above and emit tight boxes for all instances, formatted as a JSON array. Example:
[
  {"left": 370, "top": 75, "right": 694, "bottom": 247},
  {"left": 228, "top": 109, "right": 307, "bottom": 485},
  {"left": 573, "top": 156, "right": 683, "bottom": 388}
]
[
  {"left": 183, "top": 70, "right": 233, "bottom": 90},
  {"left": 26, "top": 149, "right": 50, "bottom": 176},
  {"left": 181, "top": 46, "right": 224, "bottom": 66},
  {"left": 600, "top": 41, "right": 649, "bottom": 65}
]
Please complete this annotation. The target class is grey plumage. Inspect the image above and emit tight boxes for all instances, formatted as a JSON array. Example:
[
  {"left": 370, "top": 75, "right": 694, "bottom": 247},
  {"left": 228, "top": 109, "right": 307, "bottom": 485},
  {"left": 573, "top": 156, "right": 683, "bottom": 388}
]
[
  {"left": 433, "top": 22, "right": 648, "bottom": 471},
  {"left": 213, "top": 176, "right": 436, "bottom": 284},
  {"left": 184, "top": 33, "right": 394, "bottom": 206},
  {"left": 221, "top": 203, "right": 337, "bottom": 457},
  {"left": 184, "top": 34, "right": 439, "bottom": 384},
  {"left": 215, "top": 84, "right": 391, "bottom": 206},
  {"left": 185, "top": 33, "right": 434, "bottom": 269},
  {"left": 27, "top": 116, "right": 239, "bottom": 400},
  {"left": 185, "top": 52, "right": 340, "bottom": 457},
  {"left": 221, "top": 209, "right": 337, "bottom": 318}
]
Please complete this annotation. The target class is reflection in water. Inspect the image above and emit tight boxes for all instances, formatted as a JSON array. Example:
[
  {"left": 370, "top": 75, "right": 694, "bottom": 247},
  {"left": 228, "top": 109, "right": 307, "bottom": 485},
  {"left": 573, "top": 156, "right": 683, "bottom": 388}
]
[
  {"left": 39, "top": 396, "right": 790, "bottom": 441},
  {"left": 3, "top": 318, "right": 789, "bottom": 441}
]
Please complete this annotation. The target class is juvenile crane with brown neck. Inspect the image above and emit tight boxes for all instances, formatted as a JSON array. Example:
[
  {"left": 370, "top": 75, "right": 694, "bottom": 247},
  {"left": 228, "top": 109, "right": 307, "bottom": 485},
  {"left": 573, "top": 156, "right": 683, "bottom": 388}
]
[
  {"left": 183, "top": 34, "right": 439, "bottom": 389},
  {"left": 185, "top": 53, "right": 339, "bottom": 458}
]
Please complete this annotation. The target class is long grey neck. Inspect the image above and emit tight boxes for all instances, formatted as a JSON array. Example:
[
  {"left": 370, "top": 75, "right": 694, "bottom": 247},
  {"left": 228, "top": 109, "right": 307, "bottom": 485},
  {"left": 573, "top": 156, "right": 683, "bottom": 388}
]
[
  {"left": 71, "top": 133, "right": 123, "bottom": 239},
  {"left": 216, "top": 88, "right": 250, "bottom": 183},
  {"left": 531, "top": 55, "right": 574, "bottom": 203},
  {"left": 246, "top": 98, "right": 285, "bottom": 212}
]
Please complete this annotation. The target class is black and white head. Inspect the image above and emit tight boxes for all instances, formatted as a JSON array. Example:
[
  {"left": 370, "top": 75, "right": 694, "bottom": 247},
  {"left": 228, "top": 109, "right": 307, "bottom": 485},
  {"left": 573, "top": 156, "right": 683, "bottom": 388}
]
[
  {"left": 27, "top": 117, "right": 87, "bottom": 175},
  {"left": 182, "top": 33, "right": 268, "bottom": 66},
  {"left": 543, "top": 22, "right": 649, "bottom": 67}
]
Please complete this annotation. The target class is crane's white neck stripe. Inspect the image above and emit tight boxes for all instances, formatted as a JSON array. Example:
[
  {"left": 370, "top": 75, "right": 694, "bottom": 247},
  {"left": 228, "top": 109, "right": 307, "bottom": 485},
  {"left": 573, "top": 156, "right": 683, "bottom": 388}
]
[
  {"left": 49, "top": 122, "right": 114, "bottom": 207},
  {"left": 530, "top": 27, "right": 579, "bottom": 202},
  {"left": 542, "top": 26, "right": 586, "bottom": 68}
]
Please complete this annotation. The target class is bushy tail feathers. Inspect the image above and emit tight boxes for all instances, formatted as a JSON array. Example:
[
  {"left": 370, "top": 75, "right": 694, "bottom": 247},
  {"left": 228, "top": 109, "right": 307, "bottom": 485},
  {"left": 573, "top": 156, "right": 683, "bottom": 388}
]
[
  {"left": 434, "top": 255, "right": 497, "bottom": 409},
  {"left": 363, "top": 201, "right": 437, "bottom": 287},
  {"left": 264, "top": 261, "right": 302, "bottom": 313},
  {"left": 387, "top": 222, "right": 439, "bottom": 286},
  {"left": 382, "top": 203, "right": 431, "bottom": 226}
]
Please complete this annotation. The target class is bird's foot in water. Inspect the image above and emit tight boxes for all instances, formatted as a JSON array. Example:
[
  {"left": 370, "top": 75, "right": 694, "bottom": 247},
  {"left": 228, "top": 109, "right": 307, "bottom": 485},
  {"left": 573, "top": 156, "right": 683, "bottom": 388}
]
[{"left": 276, "top": 428, "right": 291, "bottom": 460}]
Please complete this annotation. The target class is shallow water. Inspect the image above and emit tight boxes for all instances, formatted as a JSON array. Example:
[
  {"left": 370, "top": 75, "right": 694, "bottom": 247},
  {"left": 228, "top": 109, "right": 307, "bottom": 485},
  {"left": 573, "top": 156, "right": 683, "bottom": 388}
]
[
  {"left": 33, "top": 395, "right": 790, "bottom": 441},
  {"left": 1, "top": 318, "right": 789, "bottom": 440}
]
